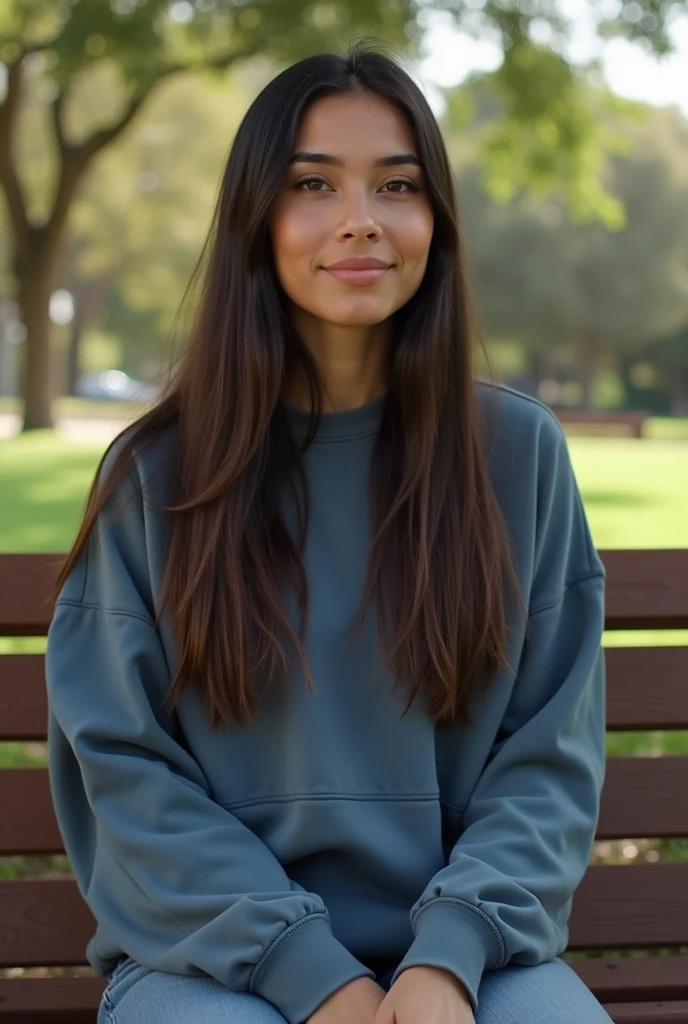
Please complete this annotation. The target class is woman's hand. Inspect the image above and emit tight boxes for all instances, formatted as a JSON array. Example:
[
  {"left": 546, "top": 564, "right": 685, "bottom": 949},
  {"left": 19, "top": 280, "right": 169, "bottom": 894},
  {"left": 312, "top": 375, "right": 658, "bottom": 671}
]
[
  {"left": 374, "top": 965, "right": 476, "bottom": 1024},
  {"left": 306, "top": 976, "right": 387, "bottom": 1024}
]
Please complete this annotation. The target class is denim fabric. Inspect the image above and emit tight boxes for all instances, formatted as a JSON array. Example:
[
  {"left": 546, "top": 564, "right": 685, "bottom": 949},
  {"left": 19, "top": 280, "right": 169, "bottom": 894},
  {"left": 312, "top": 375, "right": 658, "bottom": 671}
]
[{"left": 98, "top": 954, "right": 614, "bottom": 1023}]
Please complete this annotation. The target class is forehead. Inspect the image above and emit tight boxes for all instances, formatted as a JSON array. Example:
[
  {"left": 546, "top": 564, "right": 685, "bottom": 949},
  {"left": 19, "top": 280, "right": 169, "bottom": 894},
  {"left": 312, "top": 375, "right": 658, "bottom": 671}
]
[{"left": 294, "top": 92, "right": 418, "bottom": 159}]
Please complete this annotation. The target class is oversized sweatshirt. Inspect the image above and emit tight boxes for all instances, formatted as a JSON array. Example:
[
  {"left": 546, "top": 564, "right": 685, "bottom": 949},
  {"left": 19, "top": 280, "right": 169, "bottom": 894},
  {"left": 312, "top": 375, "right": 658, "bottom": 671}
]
[{"left": 46, "top": 381, "right": 606, "bottom": 1024}]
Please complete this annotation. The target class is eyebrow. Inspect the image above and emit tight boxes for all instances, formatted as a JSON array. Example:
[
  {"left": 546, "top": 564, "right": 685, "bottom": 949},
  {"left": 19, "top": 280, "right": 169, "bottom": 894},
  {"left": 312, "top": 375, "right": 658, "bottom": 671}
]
[{"left": 288, "top": 151, "right": 421, "bottom": 168}]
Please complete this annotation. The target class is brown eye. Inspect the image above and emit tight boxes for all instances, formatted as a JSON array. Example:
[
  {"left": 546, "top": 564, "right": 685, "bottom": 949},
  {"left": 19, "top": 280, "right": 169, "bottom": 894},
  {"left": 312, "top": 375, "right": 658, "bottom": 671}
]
[
  {"left": 293, "top": 175, "right": 332, "bottom": 192},
  {"left": 380, "top": 178, "right": 420, "bottom": 194}
]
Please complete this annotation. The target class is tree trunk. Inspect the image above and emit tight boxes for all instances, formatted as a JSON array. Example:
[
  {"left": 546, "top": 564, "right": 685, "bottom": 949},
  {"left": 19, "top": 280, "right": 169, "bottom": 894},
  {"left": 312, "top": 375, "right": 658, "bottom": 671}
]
[{"left": 19, "top": 253, "right": 55, "bottom": 431}]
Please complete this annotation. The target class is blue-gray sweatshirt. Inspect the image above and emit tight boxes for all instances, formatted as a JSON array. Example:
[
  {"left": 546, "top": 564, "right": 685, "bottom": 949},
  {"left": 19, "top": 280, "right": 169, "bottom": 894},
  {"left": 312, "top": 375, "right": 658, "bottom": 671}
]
[{"left": 46, "top": 382, "right": 606, "bottom": 1024}]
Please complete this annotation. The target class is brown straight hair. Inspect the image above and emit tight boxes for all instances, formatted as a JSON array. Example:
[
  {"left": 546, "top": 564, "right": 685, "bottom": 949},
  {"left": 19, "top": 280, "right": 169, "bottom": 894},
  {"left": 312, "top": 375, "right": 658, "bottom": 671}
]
[{"left": 54, "top": 41, "right": 525, "bottom": 731}]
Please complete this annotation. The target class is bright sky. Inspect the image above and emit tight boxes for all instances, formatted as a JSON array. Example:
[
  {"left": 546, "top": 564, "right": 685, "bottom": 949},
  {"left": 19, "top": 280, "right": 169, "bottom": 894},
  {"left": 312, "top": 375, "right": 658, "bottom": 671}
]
[{"left": 419, "top": 1, "right": 688, "bottom": 119}]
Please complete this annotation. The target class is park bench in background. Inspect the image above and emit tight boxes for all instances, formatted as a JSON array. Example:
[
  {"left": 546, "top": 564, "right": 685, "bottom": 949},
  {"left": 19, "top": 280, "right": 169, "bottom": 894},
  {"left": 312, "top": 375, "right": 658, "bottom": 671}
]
[
  {"left": 553, "top": 409, "right": 650, "bottom": 438},
  {"left": 1, "top": 550, "right": 687, "bottom": 1024}
]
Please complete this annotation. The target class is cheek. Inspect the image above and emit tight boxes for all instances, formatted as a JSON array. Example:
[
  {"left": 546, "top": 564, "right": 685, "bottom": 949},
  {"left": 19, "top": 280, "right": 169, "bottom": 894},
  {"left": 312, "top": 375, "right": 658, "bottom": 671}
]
[
  {"left": 397, "top": 207, "right": 434, "bottom": 267},
  {"left": 272, "top": 204, "right": 325, "bottom": 268}
]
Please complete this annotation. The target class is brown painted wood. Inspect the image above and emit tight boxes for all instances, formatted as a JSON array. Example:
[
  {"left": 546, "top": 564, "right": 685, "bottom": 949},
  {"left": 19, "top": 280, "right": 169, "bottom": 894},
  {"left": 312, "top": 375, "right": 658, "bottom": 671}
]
[
  {"left": 3, "top": 982, "right": 686, "bottom": 1024},
  {"left": 0, "top": 967, "right": 686, "bottom": 1024},
  {"left": 0, "top": 771, "right": 62, "bottom": 854},
  {"left": 0, "top": 556, "right": 62, "bottom": 637},
  {"left": 598, "top": 759, "right": 688, "bottom": 839},
  {"left": 571, "top": 955, "right": 688, "bottom": 1003},
  {"left": 0, "top": 977, "right": 104, "bottom": 1024},
  {"left": 601, "top": 550, "right": 688, "bottom": 630},
  {"left": 0, "top": 657, "right": 47, "bottom": 740},
  {"left": 569, "top": 864, "right": 688, "bottom": 949},
  {"left": 606, "top": 648, "right": 688, "bottom": 730},
  {"left": 4, "top": 756, "right": 688, "bottom": 857},
  {"left": 0, "top": 881, "right": 95, "bottom": 967},
  {"left": 2, "top": 644, "right": 687, "bottom": 743},
  {"left": 2, "top": 866, "right": 687, "bottom": 968},
  {"left": 604, "top": 1002, "right": 688, "bottom": 1024},
  {"left": 1, "top": 550, "right": 688, "bottom": 636},
  {"left": 554, "top": 409, "right": 648, "bottom": 439}
]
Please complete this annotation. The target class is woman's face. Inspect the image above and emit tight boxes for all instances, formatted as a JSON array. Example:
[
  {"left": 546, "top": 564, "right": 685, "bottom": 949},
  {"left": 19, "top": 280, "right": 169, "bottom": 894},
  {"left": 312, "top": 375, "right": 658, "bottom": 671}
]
[{"left": 271, "top": 91, "right": 434, "bottom": 328}]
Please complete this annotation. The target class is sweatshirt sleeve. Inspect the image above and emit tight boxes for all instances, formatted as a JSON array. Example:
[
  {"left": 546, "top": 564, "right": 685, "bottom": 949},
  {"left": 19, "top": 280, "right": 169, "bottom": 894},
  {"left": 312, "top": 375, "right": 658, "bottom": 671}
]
[
  {"left": 389, "top": 409, "right": 606, "bottom": 1012},
  {"left": 45, "top": 443, "right": 374, "bottom": 1024}
]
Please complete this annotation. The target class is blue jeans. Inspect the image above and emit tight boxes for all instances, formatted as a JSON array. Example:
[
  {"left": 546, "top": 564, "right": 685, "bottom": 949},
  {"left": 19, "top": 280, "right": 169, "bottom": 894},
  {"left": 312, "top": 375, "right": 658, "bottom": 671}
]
[{"left": 98, "top": 954, "right": 614, "bottom": 1023}]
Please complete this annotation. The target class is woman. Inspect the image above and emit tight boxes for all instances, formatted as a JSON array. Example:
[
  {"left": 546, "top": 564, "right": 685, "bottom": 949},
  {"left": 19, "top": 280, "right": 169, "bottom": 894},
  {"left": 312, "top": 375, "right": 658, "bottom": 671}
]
[{"left": 46, "top": 41, "right": 612, "bottom": 1024}]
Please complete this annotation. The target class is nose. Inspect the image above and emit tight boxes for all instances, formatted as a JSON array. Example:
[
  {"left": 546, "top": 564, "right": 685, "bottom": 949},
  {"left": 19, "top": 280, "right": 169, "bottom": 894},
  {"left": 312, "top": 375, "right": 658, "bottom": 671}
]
[{"left": 335, "top": 187, "right": 382, "bottom": 242}]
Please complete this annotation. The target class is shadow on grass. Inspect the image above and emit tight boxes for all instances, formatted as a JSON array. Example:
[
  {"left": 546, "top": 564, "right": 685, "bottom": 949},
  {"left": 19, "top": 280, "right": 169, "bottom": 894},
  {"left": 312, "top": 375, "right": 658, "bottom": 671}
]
[
  {"left": 580, "top": 489, "right": 656, "bottom": 509},
  {"left": 0, "top": 438, "right": 103, "bottom": 552}
]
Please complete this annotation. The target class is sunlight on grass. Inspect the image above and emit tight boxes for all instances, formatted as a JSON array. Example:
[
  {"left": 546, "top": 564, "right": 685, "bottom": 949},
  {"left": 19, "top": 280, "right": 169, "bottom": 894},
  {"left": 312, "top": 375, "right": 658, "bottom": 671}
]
[
  {"left": 0, "top": 433, "right": 103, "bottom": 552},
  {"left": 568, "top": 437, "right": 688, "bottom": 549},
  {"left": 1, "top": 426, "right": 687, "bottom": 552}
]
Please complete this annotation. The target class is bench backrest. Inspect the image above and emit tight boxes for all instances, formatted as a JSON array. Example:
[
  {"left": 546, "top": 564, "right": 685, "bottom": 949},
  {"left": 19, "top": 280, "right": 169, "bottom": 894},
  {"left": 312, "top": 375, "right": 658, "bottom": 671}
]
[{"left": 1, "top": 550, "right": 687, "bottom": 969}]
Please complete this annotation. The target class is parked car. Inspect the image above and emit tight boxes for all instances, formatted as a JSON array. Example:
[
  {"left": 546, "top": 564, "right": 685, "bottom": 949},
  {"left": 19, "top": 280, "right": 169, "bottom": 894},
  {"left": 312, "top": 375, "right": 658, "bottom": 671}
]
[{"left": 76, "top": 370, "right": 160, "bottom": 403}]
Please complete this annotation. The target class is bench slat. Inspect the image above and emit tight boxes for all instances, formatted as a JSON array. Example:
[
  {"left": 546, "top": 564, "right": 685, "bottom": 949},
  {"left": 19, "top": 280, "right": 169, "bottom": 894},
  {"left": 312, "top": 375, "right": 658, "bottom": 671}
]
[
  {"left": 3, "top": 645, "right": 687, "bottom": 741},
  {"left": 598, "top": 758, "right": 688, "bottom": 839},
  {"left": 605, "top": 648, "right": 688, "bottom": 730},
  {"left": 0, "top": 556, "right": 62, "bottom": 637},
  {"left": 569, "top": 864, "right": 688, "bottom": 948},
  {"left": 0, "top": 657, "right": 48, "bottom": 741},
  {"left": 604, "top": 1003, "right": 688, "bottom": 1024},
  {"left": 0, "top": 977, "right": 104, "bottom": 1024},
  {"left": 1, "top": 867, "right": 687, "bottom": 967},
  {"left": 602, "top": 550, "right": 688, "bottom": 630},
  {"left": 0, "top": 881, "right": 95, "bottom": 967},
  {"left": 3, "top": 757, "right": 688, "bottom": 856},
  {"left": 0, "top": 771, "right": 62, "bottom": 853},
  {"left": 0, "top": 984, "right": 687, "bottom": 1024},
  {"left": 1, "top": 551, "right": 687, "bottom": 635},
  {"left": 571, "top": 955, "right": 688, "bottom": 1003}
]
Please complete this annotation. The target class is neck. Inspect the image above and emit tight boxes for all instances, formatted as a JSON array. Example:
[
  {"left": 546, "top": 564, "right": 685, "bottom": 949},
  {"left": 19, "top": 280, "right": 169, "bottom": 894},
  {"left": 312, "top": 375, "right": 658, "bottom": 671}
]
[{"left": 282, "top": 307, "right": 390, "bottom": 412}]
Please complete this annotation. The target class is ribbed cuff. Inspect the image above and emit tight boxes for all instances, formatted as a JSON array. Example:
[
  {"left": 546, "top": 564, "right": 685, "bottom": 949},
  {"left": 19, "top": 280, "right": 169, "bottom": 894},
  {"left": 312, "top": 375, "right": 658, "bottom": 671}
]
[
  {"left": 390, "top": 899, "right": 505, "bottom": 1013},
  {"left": 250, "top": 914, "right": 376, "bottom": 1024}
]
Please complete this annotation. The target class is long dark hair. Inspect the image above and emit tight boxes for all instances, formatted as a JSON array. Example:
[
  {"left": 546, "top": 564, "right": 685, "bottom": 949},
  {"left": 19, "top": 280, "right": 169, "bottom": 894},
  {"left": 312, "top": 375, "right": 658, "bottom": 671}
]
[{"left": 55, "top": 40, "right": 524, "bottom": 730}]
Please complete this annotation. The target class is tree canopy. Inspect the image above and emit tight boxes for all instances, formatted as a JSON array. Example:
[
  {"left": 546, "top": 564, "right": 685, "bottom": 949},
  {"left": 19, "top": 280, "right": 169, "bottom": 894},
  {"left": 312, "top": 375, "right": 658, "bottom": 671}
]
[{"left": 1, "top": 0, "right": 687, "bottom": 426}]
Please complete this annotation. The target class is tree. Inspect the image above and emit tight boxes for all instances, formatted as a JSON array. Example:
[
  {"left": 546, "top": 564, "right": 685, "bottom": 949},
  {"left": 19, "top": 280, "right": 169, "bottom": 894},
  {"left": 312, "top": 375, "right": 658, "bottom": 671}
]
[
  {"left": 0, "top": 0, "right": 415, "bottom": 429},
  {"left": 61, "top": 68, "right": 254, "bottom": 390},
  {"left": 454, "top": 94, "right": 688, "bottom": 408},
  {"left": 1, "top": 0, "right": 686, "bottom": 428}
]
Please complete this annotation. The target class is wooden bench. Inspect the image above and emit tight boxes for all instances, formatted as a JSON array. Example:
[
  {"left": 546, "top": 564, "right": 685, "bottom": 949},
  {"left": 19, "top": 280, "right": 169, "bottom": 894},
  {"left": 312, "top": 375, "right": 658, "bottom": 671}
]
[
  {"left": 1, "top": 550, "right": 687, "bottom": 1024},
  {"left": 553, "top": 409, "right": 650, "bottom": 438}
]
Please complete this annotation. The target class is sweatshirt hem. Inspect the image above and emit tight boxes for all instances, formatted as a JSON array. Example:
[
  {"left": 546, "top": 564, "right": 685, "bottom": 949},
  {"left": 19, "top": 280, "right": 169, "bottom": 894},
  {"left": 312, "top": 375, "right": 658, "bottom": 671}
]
[
  {"left": 250, "top": 913, "right": 375, "bottom": 1024},
  {"left": 391, "top": 897, "right": 506, "bottom": 1013}
]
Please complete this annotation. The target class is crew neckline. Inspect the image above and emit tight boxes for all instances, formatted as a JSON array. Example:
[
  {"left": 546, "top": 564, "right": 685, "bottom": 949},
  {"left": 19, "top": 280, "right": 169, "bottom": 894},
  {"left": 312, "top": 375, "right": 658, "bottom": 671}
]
[{"left": 282, "top": 392, "right": 387, "bottom": 442}]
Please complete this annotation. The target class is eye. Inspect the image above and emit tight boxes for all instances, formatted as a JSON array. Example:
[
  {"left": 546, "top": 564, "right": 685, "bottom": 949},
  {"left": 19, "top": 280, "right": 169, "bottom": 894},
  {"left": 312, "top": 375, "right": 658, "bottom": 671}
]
[
  {"left": 293, "top": 174, "right": 333, "bottom": 192},
  {"left": 292, "top": 174, "right": 422, "bottom": 194},
  {"left": 380, "top": 177, "right": 421, "bottom": 194}
]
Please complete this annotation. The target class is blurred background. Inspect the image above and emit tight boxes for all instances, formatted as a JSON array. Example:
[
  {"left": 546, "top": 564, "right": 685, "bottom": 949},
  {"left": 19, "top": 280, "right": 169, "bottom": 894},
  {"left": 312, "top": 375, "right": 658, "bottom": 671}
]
[{"left": 0, "top": 0, "right": 687, "bottom": 967}]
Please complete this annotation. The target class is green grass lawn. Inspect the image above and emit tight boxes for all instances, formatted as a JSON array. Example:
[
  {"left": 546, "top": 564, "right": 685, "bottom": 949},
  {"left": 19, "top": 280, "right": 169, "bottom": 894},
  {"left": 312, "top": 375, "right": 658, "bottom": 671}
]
[{"left": 1, "top": 427, "right": 687, "bottom": 552}]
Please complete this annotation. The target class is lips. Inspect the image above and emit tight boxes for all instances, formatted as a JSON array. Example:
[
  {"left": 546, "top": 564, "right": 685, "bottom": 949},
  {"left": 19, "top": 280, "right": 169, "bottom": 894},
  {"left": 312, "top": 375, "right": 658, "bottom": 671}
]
[
  {"left": 323, "top": 257, "right": 393, "bottom": 286},
  {"left": 324, "top": 258, "right": 391, "bottom": 271}
]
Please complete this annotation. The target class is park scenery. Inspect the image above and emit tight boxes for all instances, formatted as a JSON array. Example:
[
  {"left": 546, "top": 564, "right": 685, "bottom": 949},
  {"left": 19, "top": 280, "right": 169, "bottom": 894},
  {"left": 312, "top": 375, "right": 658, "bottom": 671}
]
[{"left": 0, "top": 0, "right": 687, "bottom": 1001}]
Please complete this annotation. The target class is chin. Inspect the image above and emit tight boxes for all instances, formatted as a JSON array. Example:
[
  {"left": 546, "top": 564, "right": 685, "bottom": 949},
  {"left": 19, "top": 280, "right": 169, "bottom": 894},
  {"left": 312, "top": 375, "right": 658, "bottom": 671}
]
[{"left": 318, "top": 302, "right": 392, "bottom": 326}]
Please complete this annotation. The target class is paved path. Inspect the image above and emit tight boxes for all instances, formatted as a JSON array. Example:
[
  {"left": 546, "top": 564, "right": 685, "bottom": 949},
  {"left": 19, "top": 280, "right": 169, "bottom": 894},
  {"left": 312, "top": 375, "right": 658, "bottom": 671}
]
[{"left": 0, "top": 413, "right": 130, "bottom": 443}]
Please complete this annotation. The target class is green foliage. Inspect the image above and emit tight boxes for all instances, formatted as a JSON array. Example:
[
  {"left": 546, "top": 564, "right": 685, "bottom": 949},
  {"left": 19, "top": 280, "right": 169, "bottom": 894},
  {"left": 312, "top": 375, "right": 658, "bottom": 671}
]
[
  {"left": 453, "top": 99, "right": 688, "bottom": 401},
  {"left": 1, "top": 0, "right": 417, "bottom": 91}
]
